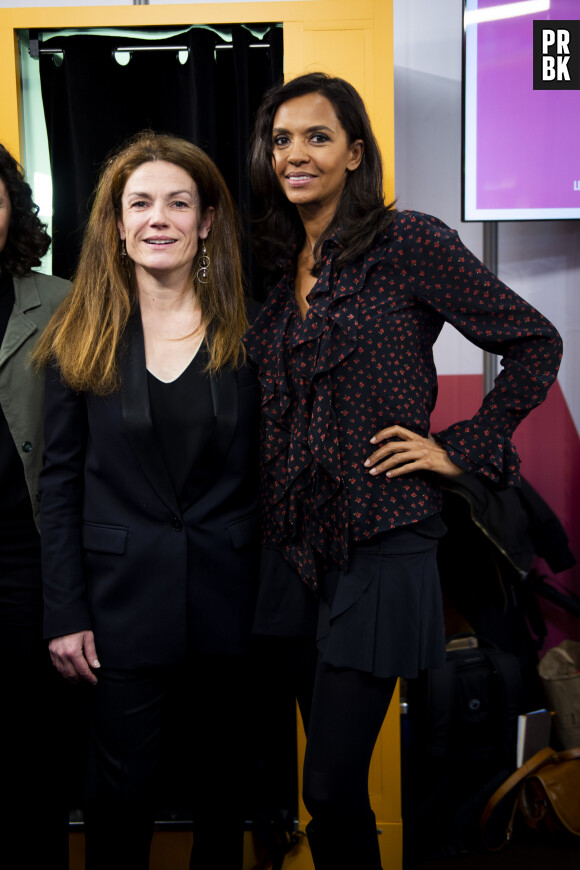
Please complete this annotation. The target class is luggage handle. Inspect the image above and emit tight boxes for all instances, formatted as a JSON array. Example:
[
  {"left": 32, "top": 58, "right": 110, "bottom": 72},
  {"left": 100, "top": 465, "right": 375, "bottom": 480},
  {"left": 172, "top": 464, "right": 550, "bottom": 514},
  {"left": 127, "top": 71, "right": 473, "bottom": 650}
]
[
  {"left": 479, "top": 746, "right": 580, "bottom": 850},
  {"left": 480, "top": 747, "right": 553, "bottom": 850}
]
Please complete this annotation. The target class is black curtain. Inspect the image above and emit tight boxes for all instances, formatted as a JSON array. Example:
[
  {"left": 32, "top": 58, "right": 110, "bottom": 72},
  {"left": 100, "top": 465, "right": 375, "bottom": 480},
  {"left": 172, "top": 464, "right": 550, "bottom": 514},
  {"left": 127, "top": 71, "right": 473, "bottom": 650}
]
[{"left": 39, "top": 24, "right": 282, "bottom": 286}]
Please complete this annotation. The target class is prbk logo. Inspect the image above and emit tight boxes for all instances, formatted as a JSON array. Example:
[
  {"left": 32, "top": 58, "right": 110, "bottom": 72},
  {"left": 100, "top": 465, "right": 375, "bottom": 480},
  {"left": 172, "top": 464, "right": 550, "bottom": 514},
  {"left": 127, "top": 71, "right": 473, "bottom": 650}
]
[{"left": 533, "top": 20, "right": 580, "bottom": 89}]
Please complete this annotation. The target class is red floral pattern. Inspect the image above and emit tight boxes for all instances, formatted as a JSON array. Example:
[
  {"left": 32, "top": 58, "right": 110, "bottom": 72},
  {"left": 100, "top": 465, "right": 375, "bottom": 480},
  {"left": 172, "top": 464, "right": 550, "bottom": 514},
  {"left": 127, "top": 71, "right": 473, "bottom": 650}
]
[{"left": 243, "top": 211, "right": 562, "bottom": 587}]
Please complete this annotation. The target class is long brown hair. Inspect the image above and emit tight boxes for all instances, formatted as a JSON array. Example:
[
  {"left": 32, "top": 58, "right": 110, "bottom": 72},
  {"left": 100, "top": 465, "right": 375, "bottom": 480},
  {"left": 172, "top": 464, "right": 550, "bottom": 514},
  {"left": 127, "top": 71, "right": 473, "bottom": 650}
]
[{"left": 34, "top": 131, "right": 247, "bottom": 394}]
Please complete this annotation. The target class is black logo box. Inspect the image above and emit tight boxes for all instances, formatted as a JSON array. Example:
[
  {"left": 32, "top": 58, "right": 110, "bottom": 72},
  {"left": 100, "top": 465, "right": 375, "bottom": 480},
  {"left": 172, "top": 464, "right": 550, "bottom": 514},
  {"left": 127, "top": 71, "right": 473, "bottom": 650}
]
[{"left": 533, "top": 20, "right": 580, "bottom": 90}]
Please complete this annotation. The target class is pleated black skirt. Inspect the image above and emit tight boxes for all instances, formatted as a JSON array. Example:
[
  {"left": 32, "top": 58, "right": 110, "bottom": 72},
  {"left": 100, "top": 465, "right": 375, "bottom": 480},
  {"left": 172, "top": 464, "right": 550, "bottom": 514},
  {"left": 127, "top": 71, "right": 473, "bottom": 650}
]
[{"left": 253, "top": 514, "right": 447, "bottom": 679}]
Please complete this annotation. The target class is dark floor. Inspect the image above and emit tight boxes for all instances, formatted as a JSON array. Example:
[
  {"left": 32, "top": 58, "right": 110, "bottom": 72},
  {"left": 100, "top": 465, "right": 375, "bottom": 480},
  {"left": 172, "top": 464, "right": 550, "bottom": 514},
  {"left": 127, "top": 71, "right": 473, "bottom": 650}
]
[{"left": 414, "top": 831, "right": 580, "bottom": 870}]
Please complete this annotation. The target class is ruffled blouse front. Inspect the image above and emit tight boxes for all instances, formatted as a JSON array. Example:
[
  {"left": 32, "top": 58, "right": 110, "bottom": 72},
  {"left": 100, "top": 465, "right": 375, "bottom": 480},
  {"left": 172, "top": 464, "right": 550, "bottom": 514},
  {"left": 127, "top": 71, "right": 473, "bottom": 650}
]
[
  {"left": 244, "top": 211, "right": 562, "bottom": 588},
  {"left": 257, "top": 239, "right": 359, "bottom": 588}
]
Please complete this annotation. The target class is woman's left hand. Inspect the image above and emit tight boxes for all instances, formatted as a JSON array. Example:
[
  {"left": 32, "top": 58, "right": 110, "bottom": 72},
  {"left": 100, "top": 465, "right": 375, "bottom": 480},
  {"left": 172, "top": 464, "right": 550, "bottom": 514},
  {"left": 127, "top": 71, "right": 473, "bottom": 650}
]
[{"left": 364, "top": 425, "right": 463, "bottom": 479}]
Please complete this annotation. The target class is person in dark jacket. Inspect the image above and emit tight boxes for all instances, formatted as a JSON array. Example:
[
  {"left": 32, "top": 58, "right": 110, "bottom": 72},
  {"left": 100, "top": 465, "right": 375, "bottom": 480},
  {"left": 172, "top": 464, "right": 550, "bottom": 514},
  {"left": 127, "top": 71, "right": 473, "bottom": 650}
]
[
  {"left": 34, "top": 132, "right": 260, "bottom": 870},
  {"left": 0, "top": 143, "right": 71, "bottom": 869},
  {"left": 243, "top": 73, "right": 563, "bottom": 870}
]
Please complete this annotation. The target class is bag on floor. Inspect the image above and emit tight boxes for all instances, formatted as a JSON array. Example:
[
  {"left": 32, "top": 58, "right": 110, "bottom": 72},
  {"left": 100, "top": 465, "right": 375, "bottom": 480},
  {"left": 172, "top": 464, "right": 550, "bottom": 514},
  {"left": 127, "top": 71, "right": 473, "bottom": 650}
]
[
  {"left": 404, "top": 637, "right": 525, "bottom": 860},
  {"left": 480, "top": 746, "right": 580, "bottom": 850},
  {"left": 538, "top": 640, "right": 580, "bottom": 749},
  {"left": 411, "top": 636, "right": 524, "bottom": 767}
]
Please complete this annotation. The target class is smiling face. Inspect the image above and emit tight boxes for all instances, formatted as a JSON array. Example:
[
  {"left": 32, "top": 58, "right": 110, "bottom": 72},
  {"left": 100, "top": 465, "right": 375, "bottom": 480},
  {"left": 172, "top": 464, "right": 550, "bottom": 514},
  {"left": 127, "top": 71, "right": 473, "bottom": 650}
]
[
  {"left": 0, "top": 177, "right": 11, "bottom": 258},
  {"left": 116, "top": 160, "right": 213, "bottom": 285},
  {"left": 271, "top": 91, "right": 363, "bottom": 220}
]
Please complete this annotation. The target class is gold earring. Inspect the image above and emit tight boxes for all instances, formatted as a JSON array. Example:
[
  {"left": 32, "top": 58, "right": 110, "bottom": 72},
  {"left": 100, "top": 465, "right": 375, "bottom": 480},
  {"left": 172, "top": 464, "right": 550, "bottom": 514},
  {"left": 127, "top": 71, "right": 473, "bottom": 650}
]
[{"left": 196, "top": 240, "right": 210, "bottom": 284}]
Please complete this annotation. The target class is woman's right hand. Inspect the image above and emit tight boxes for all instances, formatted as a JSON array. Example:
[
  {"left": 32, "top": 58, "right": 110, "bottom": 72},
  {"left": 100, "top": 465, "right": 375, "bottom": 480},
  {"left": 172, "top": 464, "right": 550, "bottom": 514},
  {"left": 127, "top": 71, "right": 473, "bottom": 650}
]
[{"left": 48, "top": 631, "right": 101, "bottom": 685}]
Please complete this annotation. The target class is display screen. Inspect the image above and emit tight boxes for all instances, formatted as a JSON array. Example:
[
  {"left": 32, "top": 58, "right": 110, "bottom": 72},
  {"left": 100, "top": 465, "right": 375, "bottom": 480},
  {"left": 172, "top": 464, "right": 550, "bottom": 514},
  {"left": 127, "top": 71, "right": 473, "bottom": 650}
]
[{"left": 463, "top": 0, "right": 580, "bottom": 220}]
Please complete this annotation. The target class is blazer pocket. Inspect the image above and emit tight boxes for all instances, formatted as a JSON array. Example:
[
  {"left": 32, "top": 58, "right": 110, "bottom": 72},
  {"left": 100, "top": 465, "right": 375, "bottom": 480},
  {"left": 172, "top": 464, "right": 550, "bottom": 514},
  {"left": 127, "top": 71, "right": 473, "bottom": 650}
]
[
  {"left": 226, "top": 514, "right": 260, "bottom": 550},
  {"left": 82, "top": 522, "right": 128, "bottom": 555}
]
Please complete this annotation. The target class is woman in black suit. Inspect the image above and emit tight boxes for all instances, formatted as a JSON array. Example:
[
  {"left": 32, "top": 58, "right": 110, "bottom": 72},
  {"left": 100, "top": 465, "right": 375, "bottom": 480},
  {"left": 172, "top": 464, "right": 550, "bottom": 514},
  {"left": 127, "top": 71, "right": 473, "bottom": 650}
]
[{"left": 34, "top": 132, "right": 260, "bottom": 870}]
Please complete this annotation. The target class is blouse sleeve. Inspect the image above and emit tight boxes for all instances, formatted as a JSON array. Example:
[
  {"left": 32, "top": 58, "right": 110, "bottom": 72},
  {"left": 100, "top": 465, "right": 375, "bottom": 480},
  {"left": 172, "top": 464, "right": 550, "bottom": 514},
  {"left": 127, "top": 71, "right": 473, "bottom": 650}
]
[
  {"left": 403, "top": 212, "right": 563, "bottom": 485},
  {"left": 40, "top": 365, "right": 91, "bottom": 639}
]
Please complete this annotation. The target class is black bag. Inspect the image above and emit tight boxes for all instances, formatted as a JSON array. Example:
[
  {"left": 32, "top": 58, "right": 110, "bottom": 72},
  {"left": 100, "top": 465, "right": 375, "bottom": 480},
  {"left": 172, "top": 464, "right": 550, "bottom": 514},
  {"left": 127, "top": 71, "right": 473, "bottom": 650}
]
[
  {"left": 403, "top": 637, "right": 525, "bottom": 863},
  {"left": 420, "top": 638, "right": 524, "bottom": 765}
]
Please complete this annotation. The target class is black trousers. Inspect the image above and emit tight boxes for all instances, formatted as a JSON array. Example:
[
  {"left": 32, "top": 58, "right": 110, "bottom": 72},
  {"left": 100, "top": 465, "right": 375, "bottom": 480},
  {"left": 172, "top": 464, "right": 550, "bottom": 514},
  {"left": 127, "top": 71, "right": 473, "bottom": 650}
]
[
  {"left": 83, "top": 654, "right": 252, "bottom": 870},
  {"left": 0, "top": 588, "right": 72, "bottom": 870}
]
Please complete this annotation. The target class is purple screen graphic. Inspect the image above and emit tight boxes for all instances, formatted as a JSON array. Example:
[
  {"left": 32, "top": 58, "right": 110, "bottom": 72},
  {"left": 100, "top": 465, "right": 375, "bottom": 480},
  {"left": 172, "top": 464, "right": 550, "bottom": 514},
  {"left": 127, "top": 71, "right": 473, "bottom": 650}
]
[{"left": 464, "top": 0, "right": 580, "bottom": 219}]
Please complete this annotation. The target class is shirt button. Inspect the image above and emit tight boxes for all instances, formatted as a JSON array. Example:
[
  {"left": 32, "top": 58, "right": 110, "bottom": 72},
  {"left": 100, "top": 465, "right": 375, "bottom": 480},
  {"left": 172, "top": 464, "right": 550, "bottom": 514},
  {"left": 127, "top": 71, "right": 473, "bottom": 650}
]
[
  {"left": 22, "top": 441, "right": 32, "bottom": 453},
  {"left": 171, "top": 516, "right": 183, "bottom": 532}
]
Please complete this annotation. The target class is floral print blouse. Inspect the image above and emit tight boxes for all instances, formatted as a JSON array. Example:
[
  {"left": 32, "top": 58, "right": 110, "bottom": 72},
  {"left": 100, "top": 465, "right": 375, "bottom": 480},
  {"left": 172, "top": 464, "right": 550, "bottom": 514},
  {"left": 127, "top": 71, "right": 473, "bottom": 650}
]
[{"left": 243, "top": 211, "right": 562, "bottom": 588}]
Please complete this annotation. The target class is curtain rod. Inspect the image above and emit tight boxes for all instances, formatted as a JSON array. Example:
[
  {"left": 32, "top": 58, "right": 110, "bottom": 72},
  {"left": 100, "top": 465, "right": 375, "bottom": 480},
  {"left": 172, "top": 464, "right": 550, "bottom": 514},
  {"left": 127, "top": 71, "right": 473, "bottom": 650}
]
[{"left": 33, "top": 44, "right": 270, "bottom": 57}]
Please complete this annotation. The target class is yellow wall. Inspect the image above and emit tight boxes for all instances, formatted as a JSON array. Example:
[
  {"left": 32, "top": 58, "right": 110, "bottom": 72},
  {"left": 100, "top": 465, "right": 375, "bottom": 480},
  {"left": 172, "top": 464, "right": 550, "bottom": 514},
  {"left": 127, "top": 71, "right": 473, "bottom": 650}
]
[{"left": 0, "top": 3, "right": 398, "bottom": 867}]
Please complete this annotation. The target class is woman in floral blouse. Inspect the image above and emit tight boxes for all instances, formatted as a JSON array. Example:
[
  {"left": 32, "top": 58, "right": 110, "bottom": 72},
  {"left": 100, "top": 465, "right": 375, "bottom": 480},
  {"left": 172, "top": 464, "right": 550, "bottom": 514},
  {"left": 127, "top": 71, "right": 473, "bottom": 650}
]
[{"left": 244, "top": 73, "right": 562, "bottom": 870}]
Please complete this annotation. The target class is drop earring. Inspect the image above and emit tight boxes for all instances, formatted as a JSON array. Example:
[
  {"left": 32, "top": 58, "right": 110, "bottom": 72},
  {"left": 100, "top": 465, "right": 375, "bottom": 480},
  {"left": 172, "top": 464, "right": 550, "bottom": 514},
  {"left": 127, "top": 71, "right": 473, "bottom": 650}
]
[
  {"left": 196, "top": 240, "right": 210, "bottom": 284},
  {"left": 120, "top": 239, "right": 127, "bottom": 258}
]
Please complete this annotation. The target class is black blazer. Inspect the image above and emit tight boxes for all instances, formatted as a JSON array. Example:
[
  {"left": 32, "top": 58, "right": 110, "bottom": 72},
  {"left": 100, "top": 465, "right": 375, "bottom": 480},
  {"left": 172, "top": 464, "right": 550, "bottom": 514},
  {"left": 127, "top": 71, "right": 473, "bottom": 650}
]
[{"left": 40, "top": 313, "right": 260, "bottom": 668}]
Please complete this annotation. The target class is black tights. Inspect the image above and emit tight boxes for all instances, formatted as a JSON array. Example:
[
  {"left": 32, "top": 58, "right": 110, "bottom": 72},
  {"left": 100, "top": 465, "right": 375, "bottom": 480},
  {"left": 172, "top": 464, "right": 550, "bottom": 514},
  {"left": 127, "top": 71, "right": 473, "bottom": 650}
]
[{"left": 297, "top": 649, "right": 397, "bottom": 870}]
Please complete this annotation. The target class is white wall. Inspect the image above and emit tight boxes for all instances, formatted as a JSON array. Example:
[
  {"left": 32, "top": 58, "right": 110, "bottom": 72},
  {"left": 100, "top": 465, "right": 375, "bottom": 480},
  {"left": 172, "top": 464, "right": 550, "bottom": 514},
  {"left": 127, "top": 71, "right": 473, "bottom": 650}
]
[
  {"left": 393, "top": 0, "right": 578, "bottom": 427},
  {"left": 394, "top": 0, "right": 484, "bottom": 374}
]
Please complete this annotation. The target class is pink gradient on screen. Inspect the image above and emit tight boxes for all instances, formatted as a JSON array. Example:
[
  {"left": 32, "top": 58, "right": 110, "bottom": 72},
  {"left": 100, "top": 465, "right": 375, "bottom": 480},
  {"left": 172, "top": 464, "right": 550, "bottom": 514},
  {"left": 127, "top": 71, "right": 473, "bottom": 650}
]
[{"left": 476, "top": 0, "right": 580, "bottom": 210}]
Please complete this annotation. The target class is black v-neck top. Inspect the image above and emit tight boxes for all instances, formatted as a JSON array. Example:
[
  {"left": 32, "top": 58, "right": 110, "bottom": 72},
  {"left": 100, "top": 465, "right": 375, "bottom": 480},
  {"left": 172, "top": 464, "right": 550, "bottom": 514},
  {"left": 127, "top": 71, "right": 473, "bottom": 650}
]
[{"left": 146, "top": 347, "right": 214, "bottom": 504}]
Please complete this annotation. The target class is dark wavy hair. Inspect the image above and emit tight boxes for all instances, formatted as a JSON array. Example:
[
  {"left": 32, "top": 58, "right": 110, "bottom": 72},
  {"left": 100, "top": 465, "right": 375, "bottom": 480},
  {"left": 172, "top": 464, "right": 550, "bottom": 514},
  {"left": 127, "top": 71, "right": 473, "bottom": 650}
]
[
  {"left": 249, "top": 73, "right": 397, "bottom": 277},
  {"left": 0, "top": 144, "right": 51, "bottom": 277}
]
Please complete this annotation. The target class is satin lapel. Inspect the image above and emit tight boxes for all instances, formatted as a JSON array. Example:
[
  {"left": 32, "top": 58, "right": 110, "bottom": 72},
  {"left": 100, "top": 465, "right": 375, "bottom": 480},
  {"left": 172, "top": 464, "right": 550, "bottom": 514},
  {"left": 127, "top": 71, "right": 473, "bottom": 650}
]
[
  {"left": 209, "top": 364, "right": 239, "bottom": 481},
  {"left": 181, "top": 361, "right": 238, "bottom": 508},
  {"left": 120, "top": 312, "right": 180, "bottom": 515}
]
